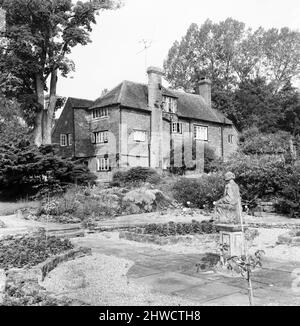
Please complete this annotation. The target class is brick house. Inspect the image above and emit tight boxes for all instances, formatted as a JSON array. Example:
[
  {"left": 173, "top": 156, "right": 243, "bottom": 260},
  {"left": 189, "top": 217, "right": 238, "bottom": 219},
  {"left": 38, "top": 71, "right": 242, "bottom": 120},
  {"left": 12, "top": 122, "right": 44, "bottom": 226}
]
[{"left": 52, "top": 67, "right": 238, "bottom": 181}]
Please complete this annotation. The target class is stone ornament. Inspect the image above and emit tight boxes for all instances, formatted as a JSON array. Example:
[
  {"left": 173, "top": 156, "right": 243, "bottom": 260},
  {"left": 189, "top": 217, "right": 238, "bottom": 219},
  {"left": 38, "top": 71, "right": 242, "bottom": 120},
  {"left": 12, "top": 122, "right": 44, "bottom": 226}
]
[{"left": 213, "top": 171, "right": 242, "bottom": 224}]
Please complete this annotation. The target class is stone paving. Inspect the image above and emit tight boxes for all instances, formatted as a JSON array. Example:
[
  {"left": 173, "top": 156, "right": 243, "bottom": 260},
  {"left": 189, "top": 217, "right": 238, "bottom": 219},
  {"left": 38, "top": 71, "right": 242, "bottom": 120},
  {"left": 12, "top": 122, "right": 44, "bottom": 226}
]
[
  {"left": 73, "top": 234, "right": 300, "bottom": 306},
  {"left": 2, "top": 210, "right": 300, "bottom": 305}
]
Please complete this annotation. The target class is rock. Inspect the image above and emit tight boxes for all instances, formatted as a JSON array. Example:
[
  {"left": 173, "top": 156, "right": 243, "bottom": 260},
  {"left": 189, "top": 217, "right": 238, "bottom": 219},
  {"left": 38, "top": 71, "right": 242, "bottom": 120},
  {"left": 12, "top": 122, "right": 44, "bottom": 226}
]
[
  {"left": 277, "top": 231, "right": 300, "bottom": 245},
  {"left": 0, "top": 219, "right": 5, "bottom": 228}
]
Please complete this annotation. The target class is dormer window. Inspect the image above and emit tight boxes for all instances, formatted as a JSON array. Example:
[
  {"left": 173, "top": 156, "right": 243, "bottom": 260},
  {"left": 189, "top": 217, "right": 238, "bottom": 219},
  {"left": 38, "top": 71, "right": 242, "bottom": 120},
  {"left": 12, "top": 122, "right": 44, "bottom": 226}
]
[
  {"left": 162, "top": 96, "right": 177, "bottom": 113},
  {"left": 92, "top": 107, "right": 108, "bottom": 119}
]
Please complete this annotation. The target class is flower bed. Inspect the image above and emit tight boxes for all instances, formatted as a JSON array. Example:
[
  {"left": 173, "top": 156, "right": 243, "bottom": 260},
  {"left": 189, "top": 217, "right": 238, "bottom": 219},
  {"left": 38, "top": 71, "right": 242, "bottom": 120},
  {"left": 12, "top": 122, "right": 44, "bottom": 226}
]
[
  {"left": 143, "top": 220, "right": 217, "bottom": 236},
  {"left": 0, "top": 229, "right": 74, "bottom": 270},
  {"left": 119, "top": 231, "right": 219, "bottom": 245},
  {"left": 119, "top": 220, "right": 218, "bottom": 245},
  {"left": 0, "top": 244, "right": 92, "bottom": 306}
]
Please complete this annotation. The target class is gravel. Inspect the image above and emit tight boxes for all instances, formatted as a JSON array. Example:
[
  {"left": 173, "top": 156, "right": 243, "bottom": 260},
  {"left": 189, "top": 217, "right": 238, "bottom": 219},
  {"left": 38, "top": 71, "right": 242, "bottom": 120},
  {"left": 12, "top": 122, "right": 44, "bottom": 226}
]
[
  {"left": 250, "top": 228, "right": 300, "bottom": 262},
  {"left": 41, "top": 253, "right": 197, "bottom": 306}
]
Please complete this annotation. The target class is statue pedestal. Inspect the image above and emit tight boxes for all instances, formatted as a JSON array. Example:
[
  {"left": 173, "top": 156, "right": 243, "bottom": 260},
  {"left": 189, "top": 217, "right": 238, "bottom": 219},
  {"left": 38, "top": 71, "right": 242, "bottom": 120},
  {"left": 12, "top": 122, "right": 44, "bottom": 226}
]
[{"left": 220, "top": 231, "right": 244, "bottom": 257}]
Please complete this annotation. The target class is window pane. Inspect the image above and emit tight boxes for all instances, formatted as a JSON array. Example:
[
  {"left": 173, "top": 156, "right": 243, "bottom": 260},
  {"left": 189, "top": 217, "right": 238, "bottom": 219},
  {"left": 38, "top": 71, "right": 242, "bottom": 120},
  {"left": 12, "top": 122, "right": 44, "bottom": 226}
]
[
  {"left": 60, "top": 134, "right": 67, "bottom": 146},
  {"left": 194, "top": 126, "right": 208, "bottom": 140}
]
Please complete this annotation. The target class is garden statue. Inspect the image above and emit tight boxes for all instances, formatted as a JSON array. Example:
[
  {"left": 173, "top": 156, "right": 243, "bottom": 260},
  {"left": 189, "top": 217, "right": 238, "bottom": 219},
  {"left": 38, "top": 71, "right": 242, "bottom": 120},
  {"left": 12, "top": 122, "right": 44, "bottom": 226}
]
[{"left": 213, "top": 171, "right": 242, "bottom": 224}]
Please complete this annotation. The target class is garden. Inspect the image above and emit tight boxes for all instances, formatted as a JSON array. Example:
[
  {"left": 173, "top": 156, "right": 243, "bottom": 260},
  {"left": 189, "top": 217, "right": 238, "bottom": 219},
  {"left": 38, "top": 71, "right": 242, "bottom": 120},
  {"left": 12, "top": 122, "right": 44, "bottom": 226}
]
[{"left": 1, "top": 130, "right": 300, "bottom": 306}]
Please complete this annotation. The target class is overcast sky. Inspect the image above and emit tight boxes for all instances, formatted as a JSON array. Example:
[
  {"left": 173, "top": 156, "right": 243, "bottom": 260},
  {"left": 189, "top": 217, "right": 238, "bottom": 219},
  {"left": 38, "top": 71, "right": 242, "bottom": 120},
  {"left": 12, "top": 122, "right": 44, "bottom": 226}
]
[{"left": 57, "top": 0, "right": 300, "bottom": 101}]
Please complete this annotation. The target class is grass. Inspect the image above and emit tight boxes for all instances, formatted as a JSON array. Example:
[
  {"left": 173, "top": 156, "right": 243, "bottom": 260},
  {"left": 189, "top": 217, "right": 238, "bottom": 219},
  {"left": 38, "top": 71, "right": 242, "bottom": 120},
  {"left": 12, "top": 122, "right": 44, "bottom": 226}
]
[{"left": 0, "top": 200, "right": 40, "bottom": 216}]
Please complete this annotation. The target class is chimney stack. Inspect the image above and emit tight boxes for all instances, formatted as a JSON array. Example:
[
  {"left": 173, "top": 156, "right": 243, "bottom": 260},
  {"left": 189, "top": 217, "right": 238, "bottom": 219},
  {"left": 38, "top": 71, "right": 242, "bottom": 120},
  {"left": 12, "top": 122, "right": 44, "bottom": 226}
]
[
  {"left": 147, "top": 66, "right": 164, "bottom": 108},
  {"left": 147, "top": 66, "right": 164, "bottom": 170},
  {"left": 199, "top": 78, "right": 212, "bottom": 108}
]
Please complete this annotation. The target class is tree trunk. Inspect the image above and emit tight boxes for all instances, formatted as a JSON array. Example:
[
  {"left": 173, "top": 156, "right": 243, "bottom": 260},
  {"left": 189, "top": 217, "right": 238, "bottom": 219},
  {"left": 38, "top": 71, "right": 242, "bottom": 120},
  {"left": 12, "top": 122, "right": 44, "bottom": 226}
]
[
  {"left": 33, "top": 74, "right": 45, "bottom": 146},
  {"left": 42, "top": 69, "right": 57, "bottom": 145}
]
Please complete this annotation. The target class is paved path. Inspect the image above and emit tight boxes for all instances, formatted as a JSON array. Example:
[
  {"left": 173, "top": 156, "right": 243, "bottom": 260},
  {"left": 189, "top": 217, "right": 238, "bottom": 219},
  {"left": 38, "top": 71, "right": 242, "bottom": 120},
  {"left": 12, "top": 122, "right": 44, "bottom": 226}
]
[
  {"left": 72, "top": 234, "right": 300, "bottom": 306},
  {"left": 0, "top": 213, "right": 81, "bottom": 237}
]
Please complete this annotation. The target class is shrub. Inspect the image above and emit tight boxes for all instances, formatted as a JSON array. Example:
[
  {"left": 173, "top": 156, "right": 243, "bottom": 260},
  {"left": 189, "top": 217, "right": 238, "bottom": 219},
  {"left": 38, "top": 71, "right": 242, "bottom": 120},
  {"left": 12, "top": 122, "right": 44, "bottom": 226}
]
[
  {"left": 222, "top": 153, "right": 293, "bottom": 203},
  {"left": 122, "top": 188, "right": 173, "bottom": 214},
  {"left": 204, "top": 146, "right": 223, "bottom": 173},
  {"left": 37, "top": 185, "right": 173, "bottom": 223},
  {"left": 38, "top": 186, "right": 123, "bottom": 222},
  {"left": 275, "top": 166, "right": 300, "bottom": 218},
  {"left": 239, "top": 127, "right": 292, "bottom": 158},
  {"left": 112, "top": 166, "right": 161, "bottom": 187},
  {"left": 0, "top": 140, "right": 96, "bottom": 200},
  {"left": 172, "top": 174, "right": 224, "bottom": 210}
]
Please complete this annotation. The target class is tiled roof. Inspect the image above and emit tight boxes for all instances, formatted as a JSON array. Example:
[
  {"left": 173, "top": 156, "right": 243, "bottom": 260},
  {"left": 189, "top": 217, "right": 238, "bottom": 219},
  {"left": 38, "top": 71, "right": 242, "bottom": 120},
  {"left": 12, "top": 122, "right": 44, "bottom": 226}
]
[
  {"left": 68, "top": 97, "right": 94, "bottom": 108},
  {"left": 90, "top": 81, "right": 233, "bottom": 125}
]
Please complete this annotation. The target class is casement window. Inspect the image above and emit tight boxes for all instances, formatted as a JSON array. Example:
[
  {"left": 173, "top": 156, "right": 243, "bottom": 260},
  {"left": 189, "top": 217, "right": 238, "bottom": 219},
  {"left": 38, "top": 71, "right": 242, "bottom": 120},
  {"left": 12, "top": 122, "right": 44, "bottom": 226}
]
[
  {"left": 133, "top": 130, "right": 146, "bottom": 142},
  {"left": 91, "top": 130, "right": 108, "bottom": 144},
  {"left": 60, "top": 133, "right": 72, "bottom": 146},
  {"left": 92, "top": 107, "right": 108, "bottom": 119},
  {"left": 172, "top": 122, "right": 182, "bottom": 134},
  {"left": 228, "top": 134, "right": 234, "bottom": 144},
  {"left": 162, "top": 96, "right": 177, "bottom": 113},
  {"left": 96, "top": 157, "right": 110, "bottom": 171},
  {"left": 194, "top": 125, "right": 208, "bottom": 141}
]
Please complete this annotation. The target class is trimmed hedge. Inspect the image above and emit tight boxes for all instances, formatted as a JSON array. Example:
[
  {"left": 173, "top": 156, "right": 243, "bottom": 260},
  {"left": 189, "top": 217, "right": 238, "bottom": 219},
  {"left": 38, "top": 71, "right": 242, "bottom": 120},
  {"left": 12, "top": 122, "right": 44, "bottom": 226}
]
[{"left": 143, "top": 220, "right": 217, "bottom": 236}]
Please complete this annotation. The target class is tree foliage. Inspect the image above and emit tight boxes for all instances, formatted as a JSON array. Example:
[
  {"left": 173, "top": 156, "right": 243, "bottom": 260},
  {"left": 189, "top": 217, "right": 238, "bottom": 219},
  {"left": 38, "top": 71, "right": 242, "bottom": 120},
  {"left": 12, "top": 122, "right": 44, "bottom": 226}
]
[
  {"left": 0, "top": 0, "right": 121, "bottom": 145},
  {"left": 164, "top": 18, "right": 300, "bottom": 134},
  {"left": 0, "top": 139, "right": 96, "bottom": 199}
]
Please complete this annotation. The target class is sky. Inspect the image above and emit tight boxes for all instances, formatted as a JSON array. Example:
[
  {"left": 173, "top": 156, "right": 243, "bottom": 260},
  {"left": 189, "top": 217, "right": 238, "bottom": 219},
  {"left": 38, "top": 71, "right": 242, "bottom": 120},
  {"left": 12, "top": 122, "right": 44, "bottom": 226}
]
[{"left": 57, "top": 0, "right": 300, "bottom": 101}]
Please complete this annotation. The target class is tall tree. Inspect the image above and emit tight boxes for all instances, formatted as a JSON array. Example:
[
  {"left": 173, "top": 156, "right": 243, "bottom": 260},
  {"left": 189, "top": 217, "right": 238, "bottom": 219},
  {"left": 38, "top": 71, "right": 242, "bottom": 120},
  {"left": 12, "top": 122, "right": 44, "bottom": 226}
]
[
  {"left": 164, "top": 18, "right": 300, "bottom": 125},
  {"left": 261, "top": 27, "right": 300, "bottom": 90},
  {"left": 0, "top": 0, "right": 121, "bottom": 146}
]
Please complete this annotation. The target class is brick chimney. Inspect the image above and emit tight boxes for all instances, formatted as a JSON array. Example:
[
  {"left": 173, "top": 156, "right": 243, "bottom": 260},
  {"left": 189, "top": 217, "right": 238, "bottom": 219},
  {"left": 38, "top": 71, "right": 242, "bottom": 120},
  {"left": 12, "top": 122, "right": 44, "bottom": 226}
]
[
  {"left": 147, "top": 66, "right": 164, "bottom": 170},
  {"left": 199, "top": 78, "right": 212, "bottom": 108}
]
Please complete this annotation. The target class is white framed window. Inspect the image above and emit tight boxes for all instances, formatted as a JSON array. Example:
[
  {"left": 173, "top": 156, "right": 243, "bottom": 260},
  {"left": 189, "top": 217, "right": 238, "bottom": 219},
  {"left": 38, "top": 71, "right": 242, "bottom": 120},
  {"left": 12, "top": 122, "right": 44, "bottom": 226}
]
[
  {"left": 228, "top": 134, "right": 234, "bottom": 144},
  {"left": 96, "top": 157, "right": 110, "bottom": 171},
  {"left": 92, "top": 107, "right": 108, "bottom": 119},
  {"left": 133, "top": 130, "right": 146, "bottom": 142},
  {"left": 91, "top": 131, "right": 108, "bottom": 144},
  {"left": 194, "top": 125, "right": 208, "bottom": 141},
  {"left": 60, "top": 133, "right": 72, "bottom": 146},
  {"left": 162, "top": 96, "right": 177, "bottom": 113},
  {"left": 172, "top": 122, "right": 182, "bottom": 134}
]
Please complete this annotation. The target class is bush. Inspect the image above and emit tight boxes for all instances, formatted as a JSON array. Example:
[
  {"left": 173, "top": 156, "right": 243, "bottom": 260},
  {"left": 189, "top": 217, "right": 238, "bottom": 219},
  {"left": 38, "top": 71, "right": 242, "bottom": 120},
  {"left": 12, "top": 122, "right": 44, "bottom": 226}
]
[
  {"left": 172, "top": 174, "right": 225, "bottom": 210},
  {"left": 275, "top": 166, "right": 300, "bottom": 218},
  {"left": 37, "top": 185, "right": 174, "bottom": 223},
  {"left": 222, "top": 153, "right": 293, "bottom": 203},
  {"left": 122, "top": 188, "right": 173, "bottom": 214},
  {"left": 112, "top": 166, "right": 161, "bottom": 187},
  {"left": 204, "top": 145, "right": 223, "bottom": 173},
  {"left": 239, "top": 127, "right": 292, "bottom": 158},
  {"left": 0, "top": 139, "right": 96, "bottom": 200},
  {"left": 38, "top": 186, "right": 124, "bottom": 222}
]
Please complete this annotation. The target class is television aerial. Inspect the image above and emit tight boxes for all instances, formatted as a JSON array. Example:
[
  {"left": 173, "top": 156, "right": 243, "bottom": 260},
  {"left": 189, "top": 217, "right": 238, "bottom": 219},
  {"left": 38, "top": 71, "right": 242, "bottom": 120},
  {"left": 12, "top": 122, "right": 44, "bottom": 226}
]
[{"left": 137, "top": 38, "right": 154, "bottom": 70}]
